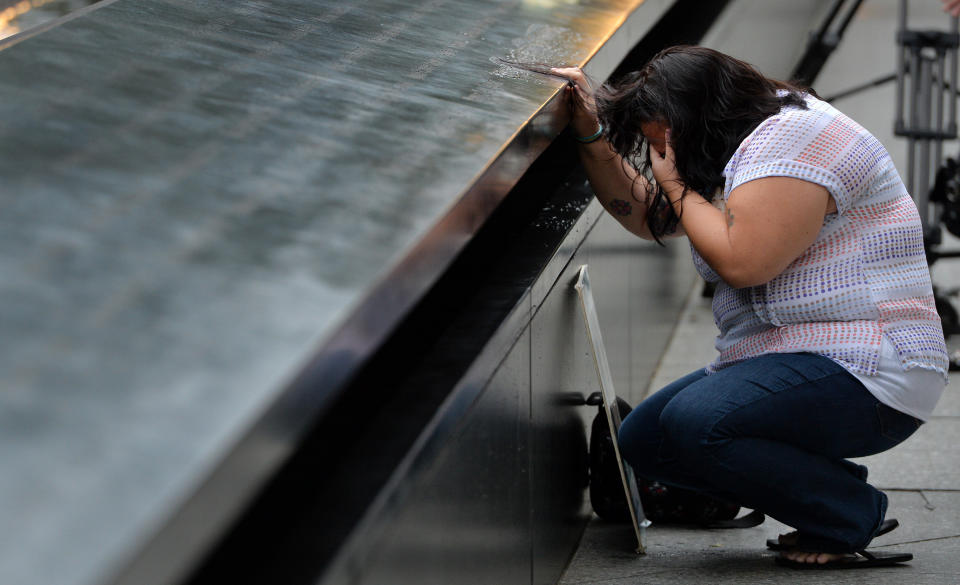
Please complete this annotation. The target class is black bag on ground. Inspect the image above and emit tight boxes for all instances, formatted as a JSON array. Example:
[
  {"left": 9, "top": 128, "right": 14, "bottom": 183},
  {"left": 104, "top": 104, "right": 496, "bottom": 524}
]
[{"left": 587, "top": 393, "right": 760, "bottom": 527}]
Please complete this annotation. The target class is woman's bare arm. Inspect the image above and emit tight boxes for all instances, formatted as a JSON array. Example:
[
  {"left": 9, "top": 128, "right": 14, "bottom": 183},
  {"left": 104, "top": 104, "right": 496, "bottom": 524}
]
[
  {"left": 552, "top": 67, "right": 672, "bottom": 241},
  {"left": 576, "top": 137, "right": 663, "bottom": 240},
  {"left": 651, "top": 129, "right": 830, "bottom": 288}
]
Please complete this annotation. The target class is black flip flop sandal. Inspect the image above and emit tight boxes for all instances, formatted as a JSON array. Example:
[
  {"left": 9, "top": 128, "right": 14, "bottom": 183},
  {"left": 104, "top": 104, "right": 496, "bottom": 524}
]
[
  {"left": 767, "top": 518, "right": 899, "bottom": 551},
  {"left": 775, "top": 549, "right": 913, "bottom": 570}
]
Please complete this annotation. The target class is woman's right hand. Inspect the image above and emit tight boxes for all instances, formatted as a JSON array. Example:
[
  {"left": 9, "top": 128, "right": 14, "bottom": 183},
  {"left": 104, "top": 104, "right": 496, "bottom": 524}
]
[{"left": 551, "top": 66, "right": 602, "bottom": 139}]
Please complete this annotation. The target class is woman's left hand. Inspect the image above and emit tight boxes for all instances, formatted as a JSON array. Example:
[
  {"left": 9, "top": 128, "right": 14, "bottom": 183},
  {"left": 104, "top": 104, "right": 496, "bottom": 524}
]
[
  {"left": 649, "top": 129, "right": 684, "bottom": 200},
  {"left": 551, "top": 66, "right": 601, "bottom": 138}
]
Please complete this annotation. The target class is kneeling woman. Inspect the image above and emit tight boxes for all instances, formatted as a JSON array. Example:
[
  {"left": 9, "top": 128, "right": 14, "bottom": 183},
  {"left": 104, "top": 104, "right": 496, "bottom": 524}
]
[{"left": 555, "top": 46, "right": 948, "bottom": 569}]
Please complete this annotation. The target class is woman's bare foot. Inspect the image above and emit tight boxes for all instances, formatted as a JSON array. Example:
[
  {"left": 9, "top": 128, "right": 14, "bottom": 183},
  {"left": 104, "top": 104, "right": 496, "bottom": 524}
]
[
  {"left": 780, "top": 549, "right": 848, "bottom": 564},
  {"left": 775, "top": 531, "right": 847, "bottom": 563}
]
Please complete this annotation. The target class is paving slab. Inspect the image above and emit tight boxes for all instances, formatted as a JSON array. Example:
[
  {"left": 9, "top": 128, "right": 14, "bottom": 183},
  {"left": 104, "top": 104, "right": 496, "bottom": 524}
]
[
  {"left": 930, "top": 382, "right": 960, "bottom": 417},
  {"left": 853, "top": 424, "right": 960, "bottom": 491},
  {"left": 645, "top": 293, "right": 718, "bottom": 396},
  {"left": 874, "top": 491, "right": 960, "bottom": 547}
]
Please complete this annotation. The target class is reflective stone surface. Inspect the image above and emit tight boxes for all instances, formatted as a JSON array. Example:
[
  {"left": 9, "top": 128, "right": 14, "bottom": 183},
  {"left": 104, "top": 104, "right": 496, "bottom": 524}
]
[{"left": 0, "top": 1, "right": 666, "bottom": 585}]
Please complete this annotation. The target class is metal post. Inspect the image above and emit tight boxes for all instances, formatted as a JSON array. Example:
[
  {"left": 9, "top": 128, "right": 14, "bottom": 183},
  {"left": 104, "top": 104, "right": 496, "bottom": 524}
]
[
  {"left": 918, "top": 56, "right": 933, "bottom": 236},
  {"left": 895, "top": 0, "right": 907, "bottom": 134},
  {"left": 937, "top": 49, "right": 946, "bottom": 169},
  {"left": 907, "top": 46, "right": 922, "bottom": 198},
  {"left": 951, "top": 16, "right": 959, "bottom": 135}
]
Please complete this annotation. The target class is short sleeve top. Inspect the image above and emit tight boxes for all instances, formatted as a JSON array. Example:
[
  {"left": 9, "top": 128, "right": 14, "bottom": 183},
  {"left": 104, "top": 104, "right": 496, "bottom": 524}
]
[{"left": 691, "top": 94, "right": 949, "bottom": 379}]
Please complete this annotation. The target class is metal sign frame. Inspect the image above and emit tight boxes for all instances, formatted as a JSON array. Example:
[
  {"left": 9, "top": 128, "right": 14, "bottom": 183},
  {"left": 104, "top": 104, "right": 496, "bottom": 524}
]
[{"left": 574, "top": 264, "right": 649, "bottom": 554}]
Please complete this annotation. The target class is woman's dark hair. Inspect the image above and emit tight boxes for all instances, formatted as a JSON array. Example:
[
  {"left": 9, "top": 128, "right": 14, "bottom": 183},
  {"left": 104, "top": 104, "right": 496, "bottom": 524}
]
[{"left": 595, "top": 45, "right": 809, "bottom": 243}]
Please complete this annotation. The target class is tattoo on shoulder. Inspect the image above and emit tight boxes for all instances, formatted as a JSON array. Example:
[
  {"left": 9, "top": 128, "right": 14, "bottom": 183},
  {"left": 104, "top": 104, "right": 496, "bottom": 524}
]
[
  {"left": 610, "top": 198, "right": 632, "bottom": 216},
  {"left": 725, "top": 206, "right": 735, "bottom": 228}
]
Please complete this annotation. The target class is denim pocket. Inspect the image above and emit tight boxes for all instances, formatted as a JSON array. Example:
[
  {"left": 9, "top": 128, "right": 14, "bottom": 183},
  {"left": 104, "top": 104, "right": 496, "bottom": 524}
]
[{"left": 876, "top": 403, "right": 922, "bottom": 443}]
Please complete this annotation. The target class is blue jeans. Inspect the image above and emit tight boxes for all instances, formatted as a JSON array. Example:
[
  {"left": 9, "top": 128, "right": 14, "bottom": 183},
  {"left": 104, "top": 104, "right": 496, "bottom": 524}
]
[{"left": 618, "top": 352, "right": 922, "bottom": 553}]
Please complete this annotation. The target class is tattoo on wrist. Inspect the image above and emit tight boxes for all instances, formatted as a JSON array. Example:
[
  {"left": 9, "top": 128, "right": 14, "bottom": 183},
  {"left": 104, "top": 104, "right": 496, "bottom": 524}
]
[{"left": 610, "top": 199, "right": 632, "bottom": 216}]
